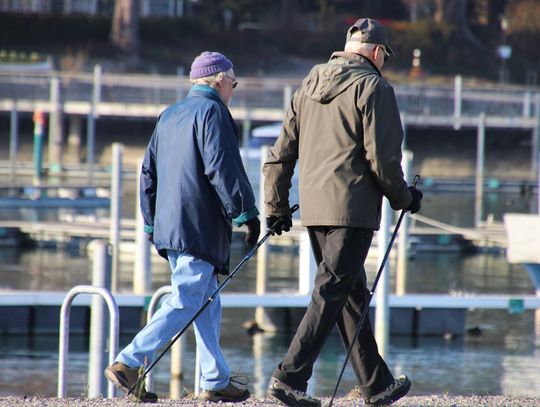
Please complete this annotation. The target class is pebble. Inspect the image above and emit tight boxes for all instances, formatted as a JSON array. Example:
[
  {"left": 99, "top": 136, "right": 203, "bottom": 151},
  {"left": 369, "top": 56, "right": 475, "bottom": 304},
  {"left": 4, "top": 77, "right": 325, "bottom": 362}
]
[{"left": 0, "top": 395, "right": 538, "bottom": 406}]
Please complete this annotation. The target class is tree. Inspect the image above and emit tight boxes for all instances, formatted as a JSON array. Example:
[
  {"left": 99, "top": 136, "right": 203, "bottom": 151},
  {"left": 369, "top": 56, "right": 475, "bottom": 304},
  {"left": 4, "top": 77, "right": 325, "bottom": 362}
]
[{"left": 110, "top": 0, "right": 139, "bottom": 56}]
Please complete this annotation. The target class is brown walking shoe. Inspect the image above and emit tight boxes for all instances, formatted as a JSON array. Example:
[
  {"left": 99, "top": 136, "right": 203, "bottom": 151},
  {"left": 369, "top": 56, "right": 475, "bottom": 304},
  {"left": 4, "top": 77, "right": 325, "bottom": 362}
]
[
  {"left": 199, "top": 375, "right": 251, "bottom": 403},
  {"left": 104, "top": 362, "right": 158, "bottom": 403}
]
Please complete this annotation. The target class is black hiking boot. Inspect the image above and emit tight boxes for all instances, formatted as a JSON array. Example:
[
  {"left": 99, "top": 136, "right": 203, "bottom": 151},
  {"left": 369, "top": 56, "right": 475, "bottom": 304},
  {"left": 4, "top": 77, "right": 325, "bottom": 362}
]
[
  {"left": 267, "top": 377, "right": 321, "bottom": 407},
  {"left": 364, "top": 375, "right": 411, "bottom": 406},
  {"left": 104, "top": 362, "right": 158, "bottom": 403}
]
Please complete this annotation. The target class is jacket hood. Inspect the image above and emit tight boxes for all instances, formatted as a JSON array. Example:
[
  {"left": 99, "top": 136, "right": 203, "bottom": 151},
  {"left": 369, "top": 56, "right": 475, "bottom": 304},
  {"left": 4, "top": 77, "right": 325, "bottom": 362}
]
[{"left": 302, "top": 52, "right": 380, "bottom": 104}]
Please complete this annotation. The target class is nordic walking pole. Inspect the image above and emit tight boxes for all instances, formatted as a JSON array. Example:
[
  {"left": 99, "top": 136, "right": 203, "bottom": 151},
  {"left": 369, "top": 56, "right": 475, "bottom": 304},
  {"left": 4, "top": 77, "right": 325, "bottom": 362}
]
[
  {"left": 327, "top": 176, "right": 420, "bottom": 407},
  {"left": 128, "top": 204, "right": 299, "bottom": 397}
]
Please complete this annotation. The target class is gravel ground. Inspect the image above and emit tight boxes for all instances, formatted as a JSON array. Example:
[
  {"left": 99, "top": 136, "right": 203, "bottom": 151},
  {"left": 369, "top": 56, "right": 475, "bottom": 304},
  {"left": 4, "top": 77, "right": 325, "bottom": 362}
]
[{"left": 0, "top": 395, "right": 539, "bottom": 407}]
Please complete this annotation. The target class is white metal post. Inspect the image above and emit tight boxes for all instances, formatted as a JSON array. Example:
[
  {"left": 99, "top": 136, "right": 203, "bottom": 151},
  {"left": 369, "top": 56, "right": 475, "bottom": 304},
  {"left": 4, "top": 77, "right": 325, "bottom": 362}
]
[
  {"left": 283, "top": 85, "right": 292, "bottom": 111},
  {"left": 67, "top": 116, "right": 82, "bottom": 164},
  {"left": 453, "top": 75, "right": 462, "bottom": 130},
  {"left": 86, "top": 112, "right": 95, "bottom": 180},
  {"left": 88, "top": 241, "right": 112, "bottom": 398},
  {"left": 93, "top": 64, "right": 102, "bottom": 118},
  {"left": 242, "top": 112, "right": 251, "bottom": 170},
  {"left": 523, "top": 91, "right": 532, "bottom": 118},
  {"left": 9, "top": 103, "right": 18, "bottom": 183},
  {"left": 48, "top": 76, "right": 63, "bottom": 174},
  {"left": 475, "top": 113, "right": 486, "bottom": 227},
  {"left": 110, "top": 143, "right": 123, "bottom": 292},
  {"left": 537, "top": 152, "right": 540, "bottom": 215},
  {"left": 58, "top": 286, "right": 118, "bottom": 399},
  {"left": 255, "top": 146, "right": 270, "bottom": 328},
  {"left": 375, "top": 199, "right": 392, "bottom": 359},
  {"left": 194, "top": 347, "right": 201, "bottom": 397},
  {"left": 396, "top": 150, "right": 413, "bottom": 295},
  {"left": 299, "top": 231, "right": 316, "bottom": 295},
  {"left": 176, "top": 66, "right": 185, "bottom": 100},
  {"left": 170, "top": 339, "right": 184, "bottom": 399},
  {"left": 146, "top": 285, "right": 173, "bottom": 391},
  {"left": 134, "top": 160, "right": 152, "bottom": 294},
  {"left": 532, "top": 95, "right": 540, "bottom": 183}
]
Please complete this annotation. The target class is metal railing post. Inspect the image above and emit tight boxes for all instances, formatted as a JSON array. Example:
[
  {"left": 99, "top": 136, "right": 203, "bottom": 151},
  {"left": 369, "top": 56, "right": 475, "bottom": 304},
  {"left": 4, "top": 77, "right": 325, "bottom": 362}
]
[
  {"left": 475, "top": 113, "right": 486, "bottom": 227},
  {"left": 537, "top": 152, "right": 540, "bottom": 215},
  {"left": 58, "top": 285, "right": 119, "bottom": 398},
  {"left": 110, "top": 143, "right": 124, "bottom": 292},
  {"left": 145, "top": 285, "right": 190, "bottom": 398},
  {"left": 241, "top": 111, "right": 251, "bottom": 170},
  {"left": 86, "top": 112, "right": 95, "bottom": 181},
  {"left": 375, "top": 199, "right": 392, "bottom": 359},
  {"left": 9, "top": 102, "right": 18, "bottom": 183},
  {"left": 48, "top": 76, "right": 63, "bottom": 174},
  {"left": 88, "top": 241, "right": 113, "bottom": 398},
  {"left": 523, "top": 91, "right": 532, "bottom": 118},
  {"left": 255, "top": 146, "right": 270, "bottom": 329},
  {"left": 194, "top": 346, "right": 201, "bottom": 396},
  {"left": 93, "top": 64, "right": 102, "bottom": 118},
  {"left": 453, "top": 75, "right": 462, "bottom": 130},
  {"left": 134, "top": 159, "right": 152, "bottom": 294},
  {"left": 532, "top": 95, "right": 540, "bottom": 182},
  {"left": 396, "top": 150, "right": 413, "bottom": 295},
  {"left": 283, "top": 85, "right": 292, "bottom": 111},
  {"left": 176, "top": 66, "right": 185, "bottom": 100},
  {"left": 146, "top": 286, "right": 173, "bottom": 391},
  {"left": 299, "top": 231, "right": 316, "bottom": 295}
]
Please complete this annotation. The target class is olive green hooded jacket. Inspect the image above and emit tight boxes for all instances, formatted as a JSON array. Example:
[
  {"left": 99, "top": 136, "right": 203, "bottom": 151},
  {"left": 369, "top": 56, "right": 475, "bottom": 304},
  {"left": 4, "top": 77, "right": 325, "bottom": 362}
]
[{"left": 263, "top": 52, "right": 412, "bottom": 230}]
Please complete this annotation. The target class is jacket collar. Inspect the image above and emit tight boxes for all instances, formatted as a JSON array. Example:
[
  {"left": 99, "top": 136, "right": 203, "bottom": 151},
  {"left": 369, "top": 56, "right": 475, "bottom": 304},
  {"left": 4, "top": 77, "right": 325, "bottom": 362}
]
[
  {"left": 330, "top": 51, "right": 382, "bottom": 77},
  {"left": 188, "top": 84, "right": 225, "bottom": 104}
]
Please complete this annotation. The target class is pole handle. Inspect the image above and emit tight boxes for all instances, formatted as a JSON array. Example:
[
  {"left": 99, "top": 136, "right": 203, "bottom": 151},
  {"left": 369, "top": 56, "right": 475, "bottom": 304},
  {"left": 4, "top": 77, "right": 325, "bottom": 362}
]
[{"left": 267, "top": 203, "right": 299, "bottom": 234}]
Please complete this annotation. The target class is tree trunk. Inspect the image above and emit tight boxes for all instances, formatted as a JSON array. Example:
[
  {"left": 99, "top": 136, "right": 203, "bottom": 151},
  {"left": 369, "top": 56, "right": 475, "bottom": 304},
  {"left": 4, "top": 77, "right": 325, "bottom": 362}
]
[
  {"left": 110, "top": 0, "right": 139, "bottom": 56},
  {"left": 436, "top": 0, "right": 484, "bottom": 50}
]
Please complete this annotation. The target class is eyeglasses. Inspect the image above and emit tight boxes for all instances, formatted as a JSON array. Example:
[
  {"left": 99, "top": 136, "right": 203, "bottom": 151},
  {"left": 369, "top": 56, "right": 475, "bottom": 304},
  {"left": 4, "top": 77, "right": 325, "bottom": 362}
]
[
  {"left": 225, "top": 75, "right": 238, "bottom": 89},
  {"left": 378, "top": 46, "right": 390, "bottom": 62}
]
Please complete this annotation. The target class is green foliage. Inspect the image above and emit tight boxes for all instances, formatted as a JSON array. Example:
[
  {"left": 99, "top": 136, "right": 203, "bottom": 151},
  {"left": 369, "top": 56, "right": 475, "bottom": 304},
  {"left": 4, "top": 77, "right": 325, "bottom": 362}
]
[
  {"left": 1, "top": 3, "right": 539, "bottom": 82},
  {"left": 0, "top": 13, "right": 109, "bottom": 47},
  {"left": 389, "top": 20, "right": 453, "bottom": 63},
  {"left": 507, "top": 0, "right": 540, "bottom": 33}
]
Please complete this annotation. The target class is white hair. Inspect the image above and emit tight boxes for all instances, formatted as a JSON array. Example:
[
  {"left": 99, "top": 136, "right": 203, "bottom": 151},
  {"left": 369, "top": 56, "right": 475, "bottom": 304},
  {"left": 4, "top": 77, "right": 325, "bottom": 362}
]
[
  {"left": 344, "top": 31, "right": 379, "bottom": 56},
  {"left": 191, "top": 68, "right": 234, "bottom": 88}
]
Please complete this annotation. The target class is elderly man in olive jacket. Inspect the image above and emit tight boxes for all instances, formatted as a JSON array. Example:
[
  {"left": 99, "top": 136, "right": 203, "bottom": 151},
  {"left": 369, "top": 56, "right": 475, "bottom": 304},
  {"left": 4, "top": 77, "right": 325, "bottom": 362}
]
[{"left": 264, "top": 19, "right": 422, "bottom": 407}]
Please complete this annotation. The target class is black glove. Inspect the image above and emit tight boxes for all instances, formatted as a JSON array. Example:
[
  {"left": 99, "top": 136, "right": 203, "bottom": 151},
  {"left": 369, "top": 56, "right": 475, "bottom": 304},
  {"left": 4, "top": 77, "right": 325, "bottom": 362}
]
[
  {"left": 146, "top": 232, "right": 154, "bottom": 244},
  {"left": 266, "top": 214, "right": 292, "bottom": 236},
  {"left": 245, "top": 217, "right": 261, "bottom": 246},
  {"left": 405, "top": 186, "right": 423, "bottom": 214}
]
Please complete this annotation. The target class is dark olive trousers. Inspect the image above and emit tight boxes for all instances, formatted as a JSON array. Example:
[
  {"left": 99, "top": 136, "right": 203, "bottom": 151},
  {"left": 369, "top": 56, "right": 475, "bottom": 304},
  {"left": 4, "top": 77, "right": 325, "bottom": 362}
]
[{"left": 272, "top": 226, "right": 394, "bottom": 398}]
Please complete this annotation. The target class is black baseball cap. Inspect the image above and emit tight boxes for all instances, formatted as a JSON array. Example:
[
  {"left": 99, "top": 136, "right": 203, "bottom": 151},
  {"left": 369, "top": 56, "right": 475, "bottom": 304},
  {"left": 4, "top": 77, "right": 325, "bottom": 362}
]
[{"left": 346, "top": 18, "right": 395, "bottom": 55}]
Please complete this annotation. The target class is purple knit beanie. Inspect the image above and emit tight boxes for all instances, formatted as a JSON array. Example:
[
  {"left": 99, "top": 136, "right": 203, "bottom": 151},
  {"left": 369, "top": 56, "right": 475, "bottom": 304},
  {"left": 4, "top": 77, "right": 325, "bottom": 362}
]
[{"left": 190, "top": 51, "right": 233, "bottom": 80}]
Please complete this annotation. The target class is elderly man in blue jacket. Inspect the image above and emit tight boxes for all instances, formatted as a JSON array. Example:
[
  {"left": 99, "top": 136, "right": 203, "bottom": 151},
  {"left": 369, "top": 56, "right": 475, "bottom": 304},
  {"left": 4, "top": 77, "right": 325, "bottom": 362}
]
[{"left": 105, "top": 51, "right": 260, "bottom": 403}]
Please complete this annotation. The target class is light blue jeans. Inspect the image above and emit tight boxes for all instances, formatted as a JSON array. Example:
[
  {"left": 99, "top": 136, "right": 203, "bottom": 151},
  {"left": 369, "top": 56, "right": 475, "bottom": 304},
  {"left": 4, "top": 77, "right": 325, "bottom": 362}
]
[{"left": 116, "top": 251, "right": 230, "bottom": 390}]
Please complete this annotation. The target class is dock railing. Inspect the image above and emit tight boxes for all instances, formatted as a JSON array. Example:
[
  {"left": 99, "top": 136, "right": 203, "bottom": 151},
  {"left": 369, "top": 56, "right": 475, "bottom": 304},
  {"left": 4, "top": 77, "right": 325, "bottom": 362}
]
[
  {"left": 1, "top": 68, "right": 539, "bottom": 126},
  {"left": 57, "top": 285, "right": 119, "bottom": 398}
]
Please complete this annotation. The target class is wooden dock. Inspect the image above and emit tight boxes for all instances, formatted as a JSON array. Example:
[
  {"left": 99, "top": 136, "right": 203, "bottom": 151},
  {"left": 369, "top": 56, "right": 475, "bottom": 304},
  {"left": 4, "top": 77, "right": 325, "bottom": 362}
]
[
  {"left": 0, "top": 214, "right": 509, "bottom": 252},
  {"left": 1, "top": 289, "right": 539, "bottom": 337}
]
